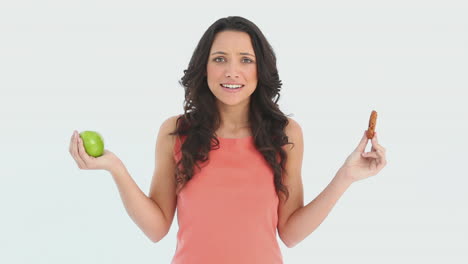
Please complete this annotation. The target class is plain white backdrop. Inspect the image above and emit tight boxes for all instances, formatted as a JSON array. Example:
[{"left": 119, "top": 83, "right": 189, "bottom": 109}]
[{"left": 1, "top": 0, "right": 467, "bottom": 263}]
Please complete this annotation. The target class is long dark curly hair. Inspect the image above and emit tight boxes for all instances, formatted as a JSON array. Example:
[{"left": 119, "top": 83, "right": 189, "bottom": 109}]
[{"left": 169, "top": 16, "right": 294, "bottom": 204}]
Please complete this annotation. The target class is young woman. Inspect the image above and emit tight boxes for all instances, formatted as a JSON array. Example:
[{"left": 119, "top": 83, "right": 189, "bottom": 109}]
[{"left": 69, "top": 16, "right": 387, "bottom": 264}]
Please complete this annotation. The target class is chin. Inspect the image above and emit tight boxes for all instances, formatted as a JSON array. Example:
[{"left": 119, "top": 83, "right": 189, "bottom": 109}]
[{"left": 219, "top": 97, "right": 251, "bottom": 106}]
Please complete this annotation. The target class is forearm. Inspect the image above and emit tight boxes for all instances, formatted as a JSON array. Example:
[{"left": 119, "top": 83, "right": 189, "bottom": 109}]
[
  {"left": 282, "top": 170, "right": 353, "bottom": 247},
  {"left": 109, "top": 164, "right": 167, "bottom": 242}
]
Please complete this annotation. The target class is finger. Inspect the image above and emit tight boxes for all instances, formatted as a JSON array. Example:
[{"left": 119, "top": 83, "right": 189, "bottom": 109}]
[
  {"left": 71, "top": 131, "right": 84, "bottom": 168},
  {"left": 76, "top": 134, "right": 92, "bottom": 168},
  {"left": 371, "top": 132, "right": 379, "bottom": 147},
  {"left": 373, "top": 149, "right": 387, "bottom": 168},
  {"left": 362, "top": 151, "right": 378, "bottom": 159},
  {"left": 376, "top": 149, "right": 387, "bottom": 162},
  {"left": 371, "top": 144, "right": 385, "bottom": 154},
  {"left": 69, "top": 132, "right": 74, "bottom": 154},
  {"left": 70, "top": 131, "right": 78, "bottom": 158},
  {"left": 371, "top": 132, "right": 386, "bottom": 153},
  {"left": 373, "top": 133, "right": 386, "bottom": 151},
  {"left": 372, "top": 143, "right": 386, "bottom": 153},
  {"left": 375, "top": 150, "right": 387, "bottom": 170},
  {"left": 355, "top": 130, "right": 370, "bottom": 153},
  {"left": 362, "top": 151, "right": 386, "bottom": 172},
  {"left": 72, "top": 131, "right": 87, "bottom": 169}
]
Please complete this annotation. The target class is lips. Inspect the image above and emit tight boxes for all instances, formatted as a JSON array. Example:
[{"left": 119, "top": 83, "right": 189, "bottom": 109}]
[
  {"left": 220, "top": 84, "right": 244, "bottom": 93},
  {"left": 220, "top": 83, "right": 244, "bottom": 88}
]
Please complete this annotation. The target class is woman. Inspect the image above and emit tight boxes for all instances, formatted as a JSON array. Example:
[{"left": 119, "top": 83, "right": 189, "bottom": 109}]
[{"left": 69, "top": 16, "right": 387, "bottom": 264}]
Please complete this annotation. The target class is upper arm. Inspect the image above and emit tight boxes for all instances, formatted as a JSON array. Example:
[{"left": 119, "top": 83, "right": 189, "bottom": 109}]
[
  {"left": 148, "top": 115, "right": 179, "bottom": 235},
  {"left": 277, "top": 117, "right": 304, "bottom": 240}
]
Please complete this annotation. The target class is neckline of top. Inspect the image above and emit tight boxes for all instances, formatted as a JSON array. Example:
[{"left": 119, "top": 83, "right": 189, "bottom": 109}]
[{"left": 216, "top": 135, "right": 253, "bottom": 140}]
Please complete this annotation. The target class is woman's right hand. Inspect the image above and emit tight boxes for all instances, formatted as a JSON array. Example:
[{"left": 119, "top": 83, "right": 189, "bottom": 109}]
[{"left": 69, "top": 130, "right": 123, "bottom": 173}]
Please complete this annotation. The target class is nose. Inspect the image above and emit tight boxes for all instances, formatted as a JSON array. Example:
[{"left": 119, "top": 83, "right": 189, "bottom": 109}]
[
  {"left": 224, "top": 62, "right": 240, "bottom": 78},
  {"left": 225, "top": 73, "right": 239, "bottom": 78}
]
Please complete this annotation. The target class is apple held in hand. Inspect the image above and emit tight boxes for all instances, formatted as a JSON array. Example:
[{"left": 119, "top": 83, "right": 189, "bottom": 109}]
[{"left": 79, "top": 131, "right": 104, "bottom": 157}]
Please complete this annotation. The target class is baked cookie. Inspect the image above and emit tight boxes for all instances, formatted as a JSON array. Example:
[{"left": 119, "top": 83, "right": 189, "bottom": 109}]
[{"left": 367, "top": 110, "right": 377, "bottom": 139}]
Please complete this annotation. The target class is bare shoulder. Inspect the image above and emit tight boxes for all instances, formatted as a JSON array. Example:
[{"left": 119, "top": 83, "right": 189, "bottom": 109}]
[
  {"left": 159, "top": 114, "right": 181, "bottom": 136},
  {"left": 284, "top": 117, "right": 303, "bottom": 151},
  {"left": 285, "top": 117, "right": 302, "bottom": 134},
  {"left": 158, "top": 114, "right": 182, "bottom": 155}
]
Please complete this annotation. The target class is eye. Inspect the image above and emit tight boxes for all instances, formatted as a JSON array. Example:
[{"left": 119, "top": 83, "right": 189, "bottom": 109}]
[
  {"left": 214, "top": 57, "right": 225, "bottom": 62},
  {"left": 213, "top": 57, "right": 254, "bottom": 63}
]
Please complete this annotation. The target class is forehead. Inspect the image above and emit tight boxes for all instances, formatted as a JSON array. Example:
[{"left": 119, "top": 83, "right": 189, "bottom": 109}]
[{"left": 210, "top": 31, "right": 254, "bottom": 53}]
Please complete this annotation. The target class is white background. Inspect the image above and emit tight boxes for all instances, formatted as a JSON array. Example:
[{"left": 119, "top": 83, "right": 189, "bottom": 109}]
[{"left": 1, "top": 0, "right": 467, "bottom": 263}]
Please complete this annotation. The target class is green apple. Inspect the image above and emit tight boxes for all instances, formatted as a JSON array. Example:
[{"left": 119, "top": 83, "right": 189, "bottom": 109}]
[{"left": 79, "top": 131, "right": 104, "bottom": 157}]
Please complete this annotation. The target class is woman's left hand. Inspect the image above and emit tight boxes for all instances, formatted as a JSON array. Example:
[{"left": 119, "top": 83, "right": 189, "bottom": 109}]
[{"left": 338, "top": 130, "right": 387, "bottom": 183}]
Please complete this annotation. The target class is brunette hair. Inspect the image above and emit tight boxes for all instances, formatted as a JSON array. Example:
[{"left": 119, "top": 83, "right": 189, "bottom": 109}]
[{"left": 170, "top": 16, "right": 293, "bottom": 203}]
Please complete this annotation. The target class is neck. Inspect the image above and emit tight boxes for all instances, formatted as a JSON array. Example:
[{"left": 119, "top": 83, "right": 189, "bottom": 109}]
[{"left": 216, "top": 102, "right": 250, "bottom": 131}]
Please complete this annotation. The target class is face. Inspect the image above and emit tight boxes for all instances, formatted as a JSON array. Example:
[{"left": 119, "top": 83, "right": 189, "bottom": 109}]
[{"left": 206, "top": 30, "right": 258, "bottom": 107}]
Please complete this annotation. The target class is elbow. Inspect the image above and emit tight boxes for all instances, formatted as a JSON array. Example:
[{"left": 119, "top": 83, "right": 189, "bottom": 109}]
[
  {"left": 148, "top": 220, "right": 170, "bottom": 243},
  {"left": 150, "top": 234, "right": 161, "bottom": 243},
  {"left": 148, "top": 229, "right": 169, "bottom": 243},
  {"left": 285, "top": 241, "right": 298, "bottom": 248},
  {"left": 151, "top": 237, "right": 161, "bottom": 243},
  {"left": 279, "top": 232, "right": 298, "bottom": 248},
  {"left": 150, "top": 233, "right": 165, "bottom": 243}
]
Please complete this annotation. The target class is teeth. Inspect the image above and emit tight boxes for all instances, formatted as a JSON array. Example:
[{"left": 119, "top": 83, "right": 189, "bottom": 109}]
[{"left": 221, "top": 84, "right": 243, "bottom": 89}]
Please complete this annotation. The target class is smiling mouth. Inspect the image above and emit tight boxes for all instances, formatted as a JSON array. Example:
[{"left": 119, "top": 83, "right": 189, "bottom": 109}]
[{"left": 220, "top": 84, "right": 245, "bottom": 89}]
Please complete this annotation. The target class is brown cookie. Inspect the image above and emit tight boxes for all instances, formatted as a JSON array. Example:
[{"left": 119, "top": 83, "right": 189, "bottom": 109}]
[{"left": 367, "top": 110, "right": 377, "bottom": 139}]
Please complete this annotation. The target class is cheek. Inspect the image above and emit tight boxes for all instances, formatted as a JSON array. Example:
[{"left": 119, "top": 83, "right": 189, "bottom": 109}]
[
  {"left": 247, "top": 67, "right": 258, "bottom": 81},
  {"left": 206, "top": 66, "right": 222, "bottom": 91},
  {"left": 207, "top": 65, "right": 222, "bottom": 81}
]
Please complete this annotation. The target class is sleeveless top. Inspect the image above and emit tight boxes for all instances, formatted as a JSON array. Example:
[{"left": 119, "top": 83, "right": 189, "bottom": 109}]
[{"left": 171, "top": 134, "right": 283, "bottom": 264}]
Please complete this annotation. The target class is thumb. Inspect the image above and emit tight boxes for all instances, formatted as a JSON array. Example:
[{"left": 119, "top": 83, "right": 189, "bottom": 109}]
[{"left": 354, "top": 130, "right": 369, "bottom": 153}]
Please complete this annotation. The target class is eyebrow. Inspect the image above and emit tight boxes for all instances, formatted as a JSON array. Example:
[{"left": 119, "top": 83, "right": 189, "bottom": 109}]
[{"left": 211, "top": 51, "right": 256, "bottom": 57}]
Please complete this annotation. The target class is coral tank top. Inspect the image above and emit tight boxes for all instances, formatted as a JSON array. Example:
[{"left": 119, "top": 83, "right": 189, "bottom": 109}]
[{"left": 171, "top": 134, "right": 283, "bottom": 264}]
